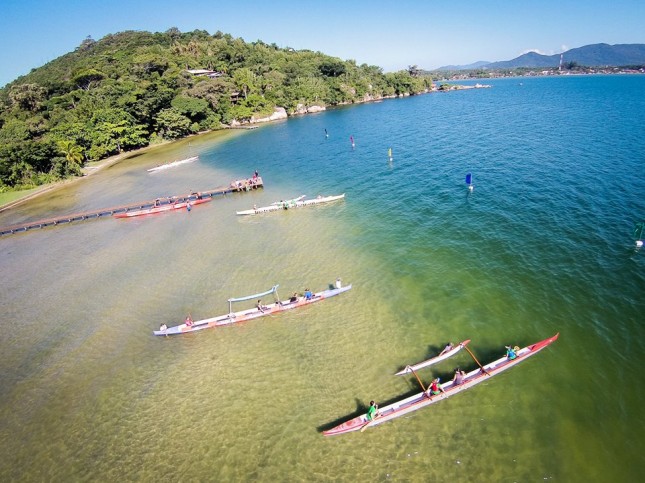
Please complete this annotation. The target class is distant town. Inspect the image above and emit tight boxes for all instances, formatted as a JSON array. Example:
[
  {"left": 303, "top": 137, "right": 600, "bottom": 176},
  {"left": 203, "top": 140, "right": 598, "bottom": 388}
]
[{"left": 432, "top": 65, "right": 645, "bottom": 81}]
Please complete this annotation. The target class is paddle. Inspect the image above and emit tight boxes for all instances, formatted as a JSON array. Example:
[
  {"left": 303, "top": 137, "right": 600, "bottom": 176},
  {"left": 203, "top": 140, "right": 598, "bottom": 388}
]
[
  {"left": 464, "top": 344, "right": 490, "bottom": 376},
  {"left": 360, "top": 402, "right": 380, "bottom": 432},
  {"left": 409, "top": 367, "right": 427, "bottom": 393},
  {"left": 360, "top": 418, "right": 375, "bottom": 432}
]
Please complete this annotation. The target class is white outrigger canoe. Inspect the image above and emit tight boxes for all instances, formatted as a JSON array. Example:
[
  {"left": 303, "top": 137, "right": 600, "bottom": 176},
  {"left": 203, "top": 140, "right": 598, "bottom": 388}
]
[
  {"left": 323, "top": 333, "right": 559, "bottom": 436},
  {"left": 271, "top": 195, "right": 306, "bottom": 205},
  {"left": 154, "top": 282, "right": 352, "bottom": 336},
  {"left": 147, "top": 156, "right": 198, "bottom": 172},
  {"left": 394, "top": 340, "right": 471, "bottom": 375},
  {"left": 237, "top": 194, "right": 345, "bottom": 215}
]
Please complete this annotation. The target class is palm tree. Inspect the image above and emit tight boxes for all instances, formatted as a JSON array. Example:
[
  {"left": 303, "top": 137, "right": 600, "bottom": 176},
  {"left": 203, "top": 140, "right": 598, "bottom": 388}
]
[{"left": 57, "top": 140, "right": 84, "bottom": 175}]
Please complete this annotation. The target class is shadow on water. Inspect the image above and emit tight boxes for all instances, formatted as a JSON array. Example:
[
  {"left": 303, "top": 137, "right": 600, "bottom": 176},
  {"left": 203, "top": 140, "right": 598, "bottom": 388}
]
[{"left": 317, "top": 398, "right": 369, "bottom": 433}]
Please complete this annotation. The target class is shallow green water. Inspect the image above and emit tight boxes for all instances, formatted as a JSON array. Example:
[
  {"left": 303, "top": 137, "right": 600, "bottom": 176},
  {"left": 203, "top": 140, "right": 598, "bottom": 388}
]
[{"left": 1, "top": 76, "right": 644, "bottom": 482}]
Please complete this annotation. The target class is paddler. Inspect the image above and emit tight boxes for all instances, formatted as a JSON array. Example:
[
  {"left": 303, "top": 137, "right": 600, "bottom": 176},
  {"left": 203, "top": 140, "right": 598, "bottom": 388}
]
[
  {"left": 439, "top": 342, "right": 454, "bottom": 356},
  {"left": 366, "top": 401, "right": 379, "bottom": 421},
  {"left": 184, "top": 315, "right": 193, "bottom": 327},
  {"left": 426, "top": 378, "right": 445, "bottom": 397},
  {"left": 505, "top": 345, "right": 517, "bottom": 360},
  {"left": 257, "top": 300, "right": 265, "bottom": 313}
]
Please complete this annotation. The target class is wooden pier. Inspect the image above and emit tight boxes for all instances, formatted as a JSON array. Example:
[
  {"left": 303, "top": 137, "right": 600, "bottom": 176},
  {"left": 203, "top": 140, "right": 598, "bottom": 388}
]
[{"left": 0, "top": 177, "right": 263, "bottom": 237}]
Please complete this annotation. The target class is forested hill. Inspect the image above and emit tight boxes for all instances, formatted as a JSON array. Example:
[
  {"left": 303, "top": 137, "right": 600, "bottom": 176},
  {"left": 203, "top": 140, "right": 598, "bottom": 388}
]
[
  {"left": 484, "top": 43, "right": 645, "bottom": 69},
  {"left": 0, "top": 28, "right": 431, "bottom": 190}
]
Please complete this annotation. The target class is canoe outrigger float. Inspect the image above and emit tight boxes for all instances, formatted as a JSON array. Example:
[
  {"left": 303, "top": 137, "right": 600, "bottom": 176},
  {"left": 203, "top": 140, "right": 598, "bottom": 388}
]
[
  {"left": 236, "top": 194, "right": 345, "bottom": 215},
  {"left": 394, "top": 340, "right": 471, "bottom": 375},
  {"left": 154, "top": 281, "right": 352, "bottom": 336},
  {"left": 323, "top": 333, "right": 559, "bottom": 436}
]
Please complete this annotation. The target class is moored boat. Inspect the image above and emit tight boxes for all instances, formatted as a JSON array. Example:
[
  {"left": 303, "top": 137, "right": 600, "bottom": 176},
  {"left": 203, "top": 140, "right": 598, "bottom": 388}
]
[
  {"left": 271, "top": 195, "right": 306, "bottom": 206},
  {"left": 114, "top": 197, "right": 211, "bottom": 218},
  {"left": 147, "top": 155, "right": 198, "bottom": 172},
  {"left": 154, "top": 281, "right": 352, "bottom": 336},
  {"left": 323, "top": 333, "right": 559, "bottom": 436},
  {"left": 394, "top": 339, "right": 471, "bottom": 375},
  {"left": 237, "top": 194, "right": 345, "bottom": 215}
]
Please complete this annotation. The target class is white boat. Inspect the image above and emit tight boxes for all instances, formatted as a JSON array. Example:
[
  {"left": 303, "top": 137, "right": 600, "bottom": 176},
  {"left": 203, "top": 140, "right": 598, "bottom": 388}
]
[
  {"left": 147, "top": 156, "right": 198, "bottom": 172},
  {"left": 153, "top": 282, "right": 352, "bottom": 336},
  {"left": 271, "top": 195, "right": 306, "bottom": 206},
  {"left": 395, "top": 340, "right": 471, "bottom": 375},
  {"left": 237, "top": 194, "right": 345, "bottom": 216}
]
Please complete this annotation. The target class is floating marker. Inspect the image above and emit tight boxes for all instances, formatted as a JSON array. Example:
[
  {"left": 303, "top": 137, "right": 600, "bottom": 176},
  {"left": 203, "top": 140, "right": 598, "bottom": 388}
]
[
  {"left": 466, "top": 173, "right": 474, "bottom": 191},
  {"left": 350, "top": 135, "right": 355, "bottom": 148},
  {"left": 635, "top": 221, "right": 644, "bottom": 247}
]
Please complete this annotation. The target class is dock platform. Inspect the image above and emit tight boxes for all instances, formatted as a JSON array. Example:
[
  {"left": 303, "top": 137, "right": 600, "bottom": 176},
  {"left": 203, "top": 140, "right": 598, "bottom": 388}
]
[{"left": 0, "top": 177, "right": 263, "bottom": 237}]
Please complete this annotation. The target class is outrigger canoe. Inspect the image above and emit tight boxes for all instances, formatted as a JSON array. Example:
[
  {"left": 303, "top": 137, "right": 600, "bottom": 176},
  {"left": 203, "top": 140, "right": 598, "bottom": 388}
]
[
  {"left": 271, "top": 195, "right": 306, "bottom": 205},
  {"left": 147, "top": 156, "right": 198, "bottom": 172},
  {"left": 395, "top": 339, "right": 471, "bottom": 375},
  {"left": 237, "top": 194, "right": 345, "bottom": 215},
  {"left": 323, "top": 333, "right": 559, "bottom": 436},
  {"left": 154, "top": 282, "right": 352, "bottom": 336},
  {"left": 114, "top": 198, "right": 211, "bottom": 218}
]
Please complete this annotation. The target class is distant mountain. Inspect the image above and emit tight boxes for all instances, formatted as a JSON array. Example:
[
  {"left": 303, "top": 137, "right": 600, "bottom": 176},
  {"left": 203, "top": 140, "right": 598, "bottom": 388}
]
[
  {"left": 484, "top": 43, "right": 645, "bottom": 69},
  {"left": 435, "top": 60, "right": 491, "bottom": 71}
]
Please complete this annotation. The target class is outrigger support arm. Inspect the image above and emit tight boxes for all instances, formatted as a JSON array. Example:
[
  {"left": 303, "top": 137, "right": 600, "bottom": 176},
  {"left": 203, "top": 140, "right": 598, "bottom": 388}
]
[
  {"left": 409, "top": 366, "right": 427, "bottom": 393},
  {"left": 464, "top": 344, "right": 491, "bottom": 376}
]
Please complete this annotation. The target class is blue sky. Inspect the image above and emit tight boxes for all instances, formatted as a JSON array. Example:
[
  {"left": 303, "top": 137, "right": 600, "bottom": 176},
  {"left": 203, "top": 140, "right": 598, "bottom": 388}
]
[{"left": 1, "top": 0, "right": 643, "bottom": 87}]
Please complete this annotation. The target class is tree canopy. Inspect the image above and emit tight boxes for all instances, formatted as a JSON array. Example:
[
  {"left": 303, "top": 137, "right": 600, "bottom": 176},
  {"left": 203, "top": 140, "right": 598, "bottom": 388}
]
[{"left": 0, "top": 28, "right": 432, "bottom": 190}]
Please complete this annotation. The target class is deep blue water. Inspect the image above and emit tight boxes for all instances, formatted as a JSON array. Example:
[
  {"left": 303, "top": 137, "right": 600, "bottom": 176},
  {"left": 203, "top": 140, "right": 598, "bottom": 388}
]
[{"left": 1, "top": 74, "right": 644, "bottom": 481}]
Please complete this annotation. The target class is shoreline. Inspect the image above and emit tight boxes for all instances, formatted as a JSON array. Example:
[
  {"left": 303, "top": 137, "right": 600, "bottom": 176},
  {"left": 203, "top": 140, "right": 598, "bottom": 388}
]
[
  {"left": 0, "top": 83, "right": 482, "bottom": 214},
  {"left": 0, "top": 140, "right": 179, "bottom": 213}
]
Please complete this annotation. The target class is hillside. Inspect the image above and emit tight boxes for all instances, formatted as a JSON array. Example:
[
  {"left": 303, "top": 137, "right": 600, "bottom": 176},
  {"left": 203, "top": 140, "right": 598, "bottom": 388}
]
[
  {"left": 484, "top": 43, "right": 645, "bottom": 69},
  {"left": 0, "top": 28, "right": 430, "bottom": 190}
]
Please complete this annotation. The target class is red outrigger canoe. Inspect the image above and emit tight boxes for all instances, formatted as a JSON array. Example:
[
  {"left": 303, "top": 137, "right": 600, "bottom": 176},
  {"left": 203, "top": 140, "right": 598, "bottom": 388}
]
[
  {"left": 114, "top": 198, "right": 211, "bottom": 218},
  {"left": 323, "top": 333, "right": 559, "bottom": 436}
]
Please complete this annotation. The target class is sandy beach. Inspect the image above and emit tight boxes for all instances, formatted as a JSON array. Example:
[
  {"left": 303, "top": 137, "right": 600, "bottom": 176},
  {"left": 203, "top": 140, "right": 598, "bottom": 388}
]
[{"left": 0, "top": 141, "right": 174, "bottom": 213}]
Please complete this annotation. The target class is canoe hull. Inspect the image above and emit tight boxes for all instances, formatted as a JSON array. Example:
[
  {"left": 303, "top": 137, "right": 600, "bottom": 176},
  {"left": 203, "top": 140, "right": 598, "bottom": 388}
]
[
  {"left": 237, "top": 194, "right": 345, "bottom": 215},
  {"left": 395, "top": 339, "right": 471, "bottom": 375},
  {"left": 147, "top": 156, "right": 198, "bottom": 172},
  {"left": 114, "top": 198, "right": 211, "bottom": 218},
  {"left": 154, "top": 284, "right": 352, "bottom": 336},
  {"left": 323, "top": 333, "right": 559, "bottom": 436}
]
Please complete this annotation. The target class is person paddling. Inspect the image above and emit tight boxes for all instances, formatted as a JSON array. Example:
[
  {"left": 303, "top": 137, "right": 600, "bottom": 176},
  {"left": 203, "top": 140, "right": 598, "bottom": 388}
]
[
  {"left": 505, "top": 345, "right": 518, "bottom": 360},
  {"left": 366, "top": 400, "right": 379, "bottom": 421},
  {"left": 184, "top": 315, "right": 193, "bottom": 327},
  {"left": 426, "top": 378, "right": 445, "bottom": 397},
  {"left": 439, "top": 342, "right": 454, "bottom": 356},
  {"left": 453, "top": 368, "right": 467, "bottom": 385}
]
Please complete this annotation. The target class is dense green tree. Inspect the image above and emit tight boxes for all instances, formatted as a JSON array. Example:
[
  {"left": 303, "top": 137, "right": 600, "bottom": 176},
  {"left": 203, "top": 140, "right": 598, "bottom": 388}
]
[
  {"left": 8, "top": 83, "right": 47, "bottom": 111},
  {"left": 154, "top": 108, "right": 192, "bottom": 139},
  {"left": 56, "top": 140, "right": 84, "bottom": 176},
  {"left": 232, "top": 68, "right": 256, "bottom": 99},
  {"left": 73, "top": 69, "right": 106, "bottom": 90},
  {"left": 0, "top": 28, "right": 428, "bottom": 189}
]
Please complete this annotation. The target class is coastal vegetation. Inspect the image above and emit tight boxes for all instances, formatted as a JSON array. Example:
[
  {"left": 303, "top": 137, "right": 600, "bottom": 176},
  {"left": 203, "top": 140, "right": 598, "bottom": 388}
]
[{"left": 0, "top": 29, "right": 431, "bottom": 191}]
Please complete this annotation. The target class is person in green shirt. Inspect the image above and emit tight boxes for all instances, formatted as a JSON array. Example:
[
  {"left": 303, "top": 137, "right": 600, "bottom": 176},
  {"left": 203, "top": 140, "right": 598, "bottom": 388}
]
[{"left": 366, "top": 401, "right": 379, "bottom": 421}]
